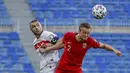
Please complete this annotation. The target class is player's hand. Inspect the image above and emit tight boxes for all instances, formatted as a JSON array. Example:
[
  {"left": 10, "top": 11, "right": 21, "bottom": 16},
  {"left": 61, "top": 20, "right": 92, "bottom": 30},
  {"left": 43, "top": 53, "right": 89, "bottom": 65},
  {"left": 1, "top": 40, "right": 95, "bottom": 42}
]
[
  {"left": 43, "top": 47, "right": 52, "bottom": 52},
  {"left": 114, "top": 50, "right": 122, "bottom": 56},
  {"left": 40, "top": 43, "right": 52, "bottom": 49},
  {"left": 45, "top": 43, "right": 52, "bottom": 47},
  {"left": 39, "top": 43, "right": 51, "bottom": 53}
]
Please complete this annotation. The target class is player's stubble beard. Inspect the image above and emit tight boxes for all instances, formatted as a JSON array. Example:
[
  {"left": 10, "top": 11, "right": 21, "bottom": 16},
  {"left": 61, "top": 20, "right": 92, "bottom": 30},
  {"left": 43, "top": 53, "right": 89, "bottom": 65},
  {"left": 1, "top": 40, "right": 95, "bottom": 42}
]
[
  {"left": 34, "top": 29, "right": 43, "bottom": 39},
  {"left": 76, "top": 34, "right": 84, "bottom": 42}
]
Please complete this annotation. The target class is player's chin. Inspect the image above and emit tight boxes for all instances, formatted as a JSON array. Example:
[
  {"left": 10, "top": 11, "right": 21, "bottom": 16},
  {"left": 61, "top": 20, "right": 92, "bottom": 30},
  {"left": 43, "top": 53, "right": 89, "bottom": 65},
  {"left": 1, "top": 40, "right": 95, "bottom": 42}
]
[
  {"left": 34, "top": 32, "right": 41, "bottom": 35},
  {"left": 82, "top": 37, "right": 87, "bottom": 40}
]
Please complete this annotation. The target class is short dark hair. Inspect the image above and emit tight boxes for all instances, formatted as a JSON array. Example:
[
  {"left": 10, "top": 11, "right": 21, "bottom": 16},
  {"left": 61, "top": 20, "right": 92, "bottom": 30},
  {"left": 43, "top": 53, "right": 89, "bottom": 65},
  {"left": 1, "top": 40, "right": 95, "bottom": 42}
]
[
  {"left": 30, "top": 19, "right": 38, "bottom": 24},
  {"left": 79, "top": 22, "right": 91, "bottom": 31}
]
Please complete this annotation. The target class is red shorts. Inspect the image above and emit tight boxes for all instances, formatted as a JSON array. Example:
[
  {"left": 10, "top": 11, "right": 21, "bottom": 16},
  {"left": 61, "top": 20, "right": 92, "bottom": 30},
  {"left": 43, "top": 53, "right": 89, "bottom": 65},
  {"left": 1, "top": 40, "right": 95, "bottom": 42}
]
[{"left": 55, "top": 68, "right": 82, "bottom": 73}]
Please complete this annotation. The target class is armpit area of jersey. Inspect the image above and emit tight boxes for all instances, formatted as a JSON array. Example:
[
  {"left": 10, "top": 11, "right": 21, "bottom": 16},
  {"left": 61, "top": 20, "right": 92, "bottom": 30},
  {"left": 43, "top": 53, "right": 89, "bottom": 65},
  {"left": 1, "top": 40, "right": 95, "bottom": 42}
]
[{"left": 51, "top": 36, "right": 59, "bottom": 44}]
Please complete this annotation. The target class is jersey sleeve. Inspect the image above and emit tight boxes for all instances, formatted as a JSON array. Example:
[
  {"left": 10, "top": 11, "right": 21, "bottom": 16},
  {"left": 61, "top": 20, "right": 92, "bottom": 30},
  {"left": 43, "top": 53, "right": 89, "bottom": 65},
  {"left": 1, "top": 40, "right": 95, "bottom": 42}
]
[
  {"left": 48, "top": 32, "right": 59, "bottom": 45},
  {"left": 90, "top": 37, "right": 100, "bottom": 49}
]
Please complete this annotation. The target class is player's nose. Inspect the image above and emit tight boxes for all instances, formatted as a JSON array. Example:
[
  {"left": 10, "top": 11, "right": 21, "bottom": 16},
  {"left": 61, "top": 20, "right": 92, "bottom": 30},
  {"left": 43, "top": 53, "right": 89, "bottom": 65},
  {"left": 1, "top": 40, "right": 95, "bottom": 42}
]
[
  {"left": 85, "top": 34, "right": 88, "bottom": 37},
  {"left": 35, "top": 26, "right": 39, "bottom": 30}
]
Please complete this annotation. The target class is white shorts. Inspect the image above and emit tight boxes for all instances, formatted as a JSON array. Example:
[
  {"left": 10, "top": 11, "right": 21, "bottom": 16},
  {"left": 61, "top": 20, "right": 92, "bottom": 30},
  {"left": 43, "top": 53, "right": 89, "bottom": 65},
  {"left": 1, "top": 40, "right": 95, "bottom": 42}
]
[{"left": 40, "top": 63, "right": 57, "bottom": 73}]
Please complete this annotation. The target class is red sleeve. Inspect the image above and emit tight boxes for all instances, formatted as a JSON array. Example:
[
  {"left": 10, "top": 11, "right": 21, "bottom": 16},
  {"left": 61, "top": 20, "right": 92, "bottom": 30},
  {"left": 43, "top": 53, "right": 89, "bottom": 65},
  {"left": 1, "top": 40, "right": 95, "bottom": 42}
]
[
  {"left": 90, "top": 37, "right": 100, "bottom": 48},
  {"left": 62, "top": 32, "right": 70, "bottom": 44}
]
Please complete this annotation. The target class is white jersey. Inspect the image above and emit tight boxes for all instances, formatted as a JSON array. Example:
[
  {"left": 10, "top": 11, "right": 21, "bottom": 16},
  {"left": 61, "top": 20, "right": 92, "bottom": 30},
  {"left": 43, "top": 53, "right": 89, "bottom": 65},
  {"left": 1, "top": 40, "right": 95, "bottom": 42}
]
[{"left": 33, "top": 30, "right": 59, "bottom": 73}]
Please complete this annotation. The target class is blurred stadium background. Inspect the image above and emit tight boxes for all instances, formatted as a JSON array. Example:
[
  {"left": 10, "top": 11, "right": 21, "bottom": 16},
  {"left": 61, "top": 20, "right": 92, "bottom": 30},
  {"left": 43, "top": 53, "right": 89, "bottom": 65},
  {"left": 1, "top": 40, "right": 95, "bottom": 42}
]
[{"left": 0, "top": 0, "right": 130, "bottom": 73}]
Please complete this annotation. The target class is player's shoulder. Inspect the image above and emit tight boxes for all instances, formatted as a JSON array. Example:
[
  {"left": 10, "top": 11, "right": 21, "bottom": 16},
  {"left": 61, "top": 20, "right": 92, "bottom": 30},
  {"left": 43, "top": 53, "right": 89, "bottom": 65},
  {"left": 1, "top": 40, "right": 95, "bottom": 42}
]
[
  {"left": 43, "top": 30, "right": 54, "bottom": 34},
  {"left": 88, "top": 36, "right": 98, "bottom": 42},
  {"left": 42, "top": 30, "right": 56, "bottom": 37},
  {"left": 88, "top": 36, "right": 93, "bottom": 39},
  {"left": 33, "top": 38, "right": 37, "bottom": 45},
  {"left": 87, "top": 36, "right": 94, "bottom": 41}
]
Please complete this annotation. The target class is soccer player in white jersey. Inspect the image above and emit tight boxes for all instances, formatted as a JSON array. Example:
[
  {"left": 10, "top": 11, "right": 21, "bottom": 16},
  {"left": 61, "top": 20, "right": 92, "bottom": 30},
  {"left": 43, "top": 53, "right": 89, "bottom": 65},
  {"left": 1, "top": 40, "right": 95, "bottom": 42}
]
[{"left": 30, "top": 20, "right": 60, "bottom": 73}]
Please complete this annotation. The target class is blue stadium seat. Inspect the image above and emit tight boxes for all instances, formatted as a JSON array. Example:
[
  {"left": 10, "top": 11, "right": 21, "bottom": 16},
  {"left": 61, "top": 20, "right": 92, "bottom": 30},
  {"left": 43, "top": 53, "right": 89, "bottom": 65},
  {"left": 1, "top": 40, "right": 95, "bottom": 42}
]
[
  {"left": 12, "top": 64, "right": 23, "bottom": 71},
  {"left": 90, "top": 33, "right": 102, "bottom": 40},
  {"left": 0, "top": 32, "right": 8, "bottom": 40},
  {"left": 3, "top": 40, "right": 11, "bottom": 45},
  {"left": 114, "top": 40, "right": 124, "bottom": 45},
  {"left": 0, "top": 56, "right": 9, "bottom": 63},
  {"left": 121, "top": 34, "right": 130, "bottom": 40},
  {"left": 19, "top": 56, "right": 30, "bottom": 63},
  {"left": 111, "top": 33, "right": 121, "bottom": 40},
  {"left": 23, "top": 64, "right": 34, "bottom": 72},
  {"left": 0, "top": 18, "right": 14, "bottom": 25},
  {"left": 127, "top": 12, "right": 130, "bottom": 19},
  {"left": 16, "top": 47, "right": 25, "bottom": 55},
  {"left": 117, "top": 12, "right": 127, "bottom": 19},
  {"left": 0, "top": 11, "right": 9, "bottom": 18},
  {"left": 7, "top": 47, "right": 16, "bottom": 56},
  {"left": 108, "top": 11, "right": 117, "bottom": 19},
  {"left": 8, "top": 32, "right": 19, "bottom": 40},
  {"left": 62, "top": 10, "right": 71, "bottom": 18},
  {"left": 101, "top": 33, "right": 111, "bottom": 40},
  {"left": 12, "top": 41, "right": 21, "bottom": 47},
  {"left": 65, "top": 0, "right": 76, "bottom": 7},
  {"left": 30, "top": 4, "right": 42, "bottom": 11},
  {"left": 0, "top": 0, "right": 3, "bottom": 3},
  {"left": 4, "top": 63, "right": 12, "bottom": 71},
  {"left": 124, "top": 4, "right": 130, "bottom": 12},
  {"left": 0, "top": 32, "right": 35, "bottom": 73},
  {"left": 0, "top": 4, "right": 6, "bottom": 10},
  {"left": 125, "top": 40, "right": 130, "bottom": 51},
  {"left": 53, "top": 10, "right": 62, "bottom": 18}
]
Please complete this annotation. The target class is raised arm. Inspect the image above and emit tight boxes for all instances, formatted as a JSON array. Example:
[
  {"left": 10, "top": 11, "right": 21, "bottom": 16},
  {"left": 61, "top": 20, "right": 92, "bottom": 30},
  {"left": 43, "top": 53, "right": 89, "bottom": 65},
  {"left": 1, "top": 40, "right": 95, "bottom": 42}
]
[{"left": 99, "top": 42, "right": 122, "bottom": 56}]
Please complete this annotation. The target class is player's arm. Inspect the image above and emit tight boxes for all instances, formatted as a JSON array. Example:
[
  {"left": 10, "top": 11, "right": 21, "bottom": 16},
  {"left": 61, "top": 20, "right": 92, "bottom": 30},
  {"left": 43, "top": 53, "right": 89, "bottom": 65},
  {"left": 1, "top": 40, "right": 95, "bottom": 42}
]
[
  {"left": 39, "top": 32, "right": 61, "bottom": 53},
  {"left": 39, "top": 43, "right": 52, "bottom": 54},
  {"left": 51, "top": 36, "right": 60, "bottom": 45},
  {"left": 99, "top": 42, "right": 122, "bottom": 56},
  {"left": 44, "top": 38, "right": 64, "bottom": 51}
]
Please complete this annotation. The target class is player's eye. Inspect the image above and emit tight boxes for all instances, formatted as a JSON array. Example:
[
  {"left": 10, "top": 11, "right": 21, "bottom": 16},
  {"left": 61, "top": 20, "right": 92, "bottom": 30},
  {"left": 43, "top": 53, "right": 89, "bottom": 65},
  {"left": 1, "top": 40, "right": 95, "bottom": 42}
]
[
  {"left": 36, "top": 23, "right": 40, "bottom": 27},
  {"left": 31, "top": 25, "right": 35, "bottom": 28}
]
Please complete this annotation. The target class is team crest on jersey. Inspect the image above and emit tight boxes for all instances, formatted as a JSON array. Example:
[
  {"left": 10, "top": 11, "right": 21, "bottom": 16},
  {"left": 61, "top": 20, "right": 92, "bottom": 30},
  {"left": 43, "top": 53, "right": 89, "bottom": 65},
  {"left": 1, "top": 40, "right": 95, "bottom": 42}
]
[{"left": 82, "top": 43, "right": 87, "bottom": 49}]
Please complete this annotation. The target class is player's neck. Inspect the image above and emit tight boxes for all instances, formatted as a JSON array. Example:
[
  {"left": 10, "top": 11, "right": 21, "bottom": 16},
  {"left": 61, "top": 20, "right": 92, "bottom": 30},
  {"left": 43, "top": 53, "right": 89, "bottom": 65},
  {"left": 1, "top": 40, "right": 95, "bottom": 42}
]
[
  {"left": 36, "top": 35, "right": 40, "bottom": 39},
  {"left": 75, "top": 34, "right": 83, "bottom": 42},
  {"left": 35, "top": 30, "right": 43, "bottom": 39}
]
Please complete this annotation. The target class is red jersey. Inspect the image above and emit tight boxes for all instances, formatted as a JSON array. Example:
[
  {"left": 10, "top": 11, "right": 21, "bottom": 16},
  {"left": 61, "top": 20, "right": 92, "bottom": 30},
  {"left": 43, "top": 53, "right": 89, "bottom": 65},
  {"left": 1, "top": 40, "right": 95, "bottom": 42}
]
[{"left": 57, "top": 32, "right": 100, "bottom": 71}]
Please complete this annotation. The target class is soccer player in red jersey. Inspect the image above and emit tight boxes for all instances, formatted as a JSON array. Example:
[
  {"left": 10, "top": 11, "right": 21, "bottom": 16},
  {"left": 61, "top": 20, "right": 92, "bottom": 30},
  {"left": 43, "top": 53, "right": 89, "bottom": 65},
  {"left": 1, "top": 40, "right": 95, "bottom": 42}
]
[{"left": 42, "top": 22, "right": 122, "bottom": 73}]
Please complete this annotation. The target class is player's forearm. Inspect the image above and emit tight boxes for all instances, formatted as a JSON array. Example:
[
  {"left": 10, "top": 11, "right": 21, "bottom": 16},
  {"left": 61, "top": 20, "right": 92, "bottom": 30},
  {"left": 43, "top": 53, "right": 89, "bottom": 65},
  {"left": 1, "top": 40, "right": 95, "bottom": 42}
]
[
  {"left": 47, "top": 39, "right": 64, "bottom": 51},
  {"left": 102, "top": 44, "right": 116, "bottom": 52}
]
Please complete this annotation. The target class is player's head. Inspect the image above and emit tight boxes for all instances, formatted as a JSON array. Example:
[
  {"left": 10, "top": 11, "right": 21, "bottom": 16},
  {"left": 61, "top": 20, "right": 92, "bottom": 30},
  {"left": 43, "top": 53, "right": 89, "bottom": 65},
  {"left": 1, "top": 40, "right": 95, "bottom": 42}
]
[
  {"left": 78, "top": 22, "right": 92, "bottom": 40},
  {"left": 30, "top": 19, "right": 43, "bottom": 35}
]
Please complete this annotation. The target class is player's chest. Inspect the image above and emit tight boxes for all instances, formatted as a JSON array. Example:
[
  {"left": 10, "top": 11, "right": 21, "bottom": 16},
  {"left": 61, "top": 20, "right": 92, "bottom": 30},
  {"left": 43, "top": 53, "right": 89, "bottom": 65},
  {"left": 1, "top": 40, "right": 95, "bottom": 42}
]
[
  {"left": 34, "top": 38, "right": 50, "bottom": 49},
  {"left": 65, "top": 39, "right": 91, "bottom": 53}
]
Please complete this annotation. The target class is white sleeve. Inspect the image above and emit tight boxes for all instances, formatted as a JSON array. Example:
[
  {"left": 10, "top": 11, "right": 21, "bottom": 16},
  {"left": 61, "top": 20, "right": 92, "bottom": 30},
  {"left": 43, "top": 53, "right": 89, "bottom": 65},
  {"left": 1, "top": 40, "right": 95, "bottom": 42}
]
[{"left": 47, "top": 31, "right": 57, "bottom": 42}]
